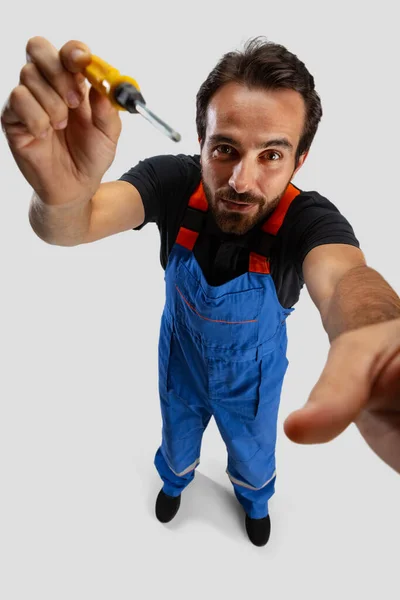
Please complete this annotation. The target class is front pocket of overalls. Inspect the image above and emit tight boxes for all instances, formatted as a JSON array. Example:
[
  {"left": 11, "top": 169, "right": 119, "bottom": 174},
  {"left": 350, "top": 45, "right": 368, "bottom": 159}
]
[
  {"left": 166, "top": 328, "right": 206, "bottom": 406},
  {"left": 208, "top": 357, "right": 261, "bottom": 422},
  {"left": 175, "top": 262, "right": 262, "bottom": 348}
]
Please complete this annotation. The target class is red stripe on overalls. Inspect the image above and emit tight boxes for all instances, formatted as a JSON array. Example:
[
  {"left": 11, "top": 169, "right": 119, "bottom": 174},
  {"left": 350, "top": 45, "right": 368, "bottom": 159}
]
[{"left": 249, "top": 183, "right": 301, "bottom": 274}]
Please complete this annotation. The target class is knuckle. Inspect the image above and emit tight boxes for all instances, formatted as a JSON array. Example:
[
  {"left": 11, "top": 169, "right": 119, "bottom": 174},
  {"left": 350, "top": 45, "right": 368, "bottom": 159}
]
[
  {"left": 48, "top": 98, "right": 68, "bottom": 122},
  {"left": 0, "top": 106, "right": 8, "bottom": 128},
  {"left": 51, "top": 59, "right": 66, "bottom": 78},
  {"left": 9, "top": 85, "right": 25, "bottom": 105},
  {"left": 33, "top": 115, "right": 50, "bottom": 133},
  {"left": 19, "top": 62, "right": 37, "bottom": 84}
]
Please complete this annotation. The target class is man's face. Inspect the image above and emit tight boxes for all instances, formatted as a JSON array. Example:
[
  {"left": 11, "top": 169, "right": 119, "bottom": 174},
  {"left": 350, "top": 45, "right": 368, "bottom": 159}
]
[{"left": 200, "top": 82, "right": 307, "bottom": 234}]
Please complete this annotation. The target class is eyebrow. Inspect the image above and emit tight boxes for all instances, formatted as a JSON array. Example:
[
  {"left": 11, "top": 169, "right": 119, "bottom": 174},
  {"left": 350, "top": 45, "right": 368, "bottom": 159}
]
[{"left": 208, "top": 134, "right": 294, "bottom": 152}]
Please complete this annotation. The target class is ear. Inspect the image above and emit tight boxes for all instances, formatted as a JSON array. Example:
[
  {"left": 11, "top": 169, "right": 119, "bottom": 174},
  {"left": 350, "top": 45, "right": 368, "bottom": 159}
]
[{"left": 293, "top": 150, "right": 308, "bottom": 176}]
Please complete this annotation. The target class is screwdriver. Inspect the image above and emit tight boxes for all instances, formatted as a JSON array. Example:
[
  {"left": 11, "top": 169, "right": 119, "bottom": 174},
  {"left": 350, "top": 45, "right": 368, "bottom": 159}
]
[{"left": 84, "top": 55, "right": 181, "bottom": 142}]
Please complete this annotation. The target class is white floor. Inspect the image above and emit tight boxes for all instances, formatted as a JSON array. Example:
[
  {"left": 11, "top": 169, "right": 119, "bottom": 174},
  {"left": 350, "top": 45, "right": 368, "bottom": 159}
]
[{"left": 1, "top": 392, "right": 399, "bottom": 600}]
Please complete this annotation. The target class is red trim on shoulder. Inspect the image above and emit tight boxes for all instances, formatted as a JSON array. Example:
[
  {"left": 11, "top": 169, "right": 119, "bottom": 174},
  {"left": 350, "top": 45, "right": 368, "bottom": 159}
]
[
  {"left": 249, "top": 252, "right": 271, "bottom": 274},
  {"left": 262, "top": 183, "right": 301, "bottom": 235},
  {"left": 176, "top": 227, "right": 199, "bottom": 251},
  {"left": 188, "top": 182, "right": 208, "bottom": 212}
]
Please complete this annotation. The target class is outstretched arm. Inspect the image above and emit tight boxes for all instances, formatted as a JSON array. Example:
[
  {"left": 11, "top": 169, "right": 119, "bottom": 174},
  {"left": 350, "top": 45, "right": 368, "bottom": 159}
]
[{"left": 284, "top": 243, "right": 400, "bottom": 473}]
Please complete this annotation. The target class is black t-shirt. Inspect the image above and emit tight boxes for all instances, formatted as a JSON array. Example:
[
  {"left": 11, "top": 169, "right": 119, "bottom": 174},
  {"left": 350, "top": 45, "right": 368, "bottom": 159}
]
[{"left": 119, "top": 153, "right": 360, "bottom": 308}]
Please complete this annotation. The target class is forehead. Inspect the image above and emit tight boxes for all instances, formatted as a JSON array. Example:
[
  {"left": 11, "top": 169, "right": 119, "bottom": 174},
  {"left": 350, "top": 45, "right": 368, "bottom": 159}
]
[{"left": 205, "top": 82, "right": 305, "bottom": 145}]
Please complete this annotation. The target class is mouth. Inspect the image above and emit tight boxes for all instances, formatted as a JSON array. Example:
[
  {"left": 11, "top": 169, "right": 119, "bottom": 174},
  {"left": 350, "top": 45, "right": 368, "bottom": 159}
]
[{"left": 218, "top": 198, "right": 258, "bottom": 213}]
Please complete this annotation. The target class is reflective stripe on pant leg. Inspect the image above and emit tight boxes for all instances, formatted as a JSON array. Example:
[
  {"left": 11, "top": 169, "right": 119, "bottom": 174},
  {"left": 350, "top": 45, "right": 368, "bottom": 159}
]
[
  {"left": 170, "top": 457, "right": 200, "bottom": 477},
  {"left": 154, "top": 447, "right": 198, "bottom": 497},
  {"left": 226, "top": 468, "right": 276, "bottom": 490},
  {"left": 229, "top": 469, "right": 276, "bottom": 519},
  {"left": 232, "top": 480, "right": 275, "bottom": 519},
  {"left": 226, "top": 453, "right": 277, "bottom": 519}
]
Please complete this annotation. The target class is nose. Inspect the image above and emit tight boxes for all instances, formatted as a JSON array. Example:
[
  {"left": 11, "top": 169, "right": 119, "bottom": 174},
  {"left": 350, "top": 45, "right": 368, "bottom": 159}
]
[{"left": 228, "top": 159, "right": 256, "bottom": 194}]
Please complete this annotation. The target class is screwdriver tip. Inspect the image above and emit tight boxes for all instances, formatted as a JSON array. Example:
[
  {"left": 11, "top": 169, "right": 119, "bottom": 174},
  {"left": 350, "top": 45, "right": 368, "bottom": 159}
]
[
  {"left": 170, "top": 131, "right": 181, "bottom": 142},
  {"left": 135, "top": 100, "right": 181, "bottom": 142}
]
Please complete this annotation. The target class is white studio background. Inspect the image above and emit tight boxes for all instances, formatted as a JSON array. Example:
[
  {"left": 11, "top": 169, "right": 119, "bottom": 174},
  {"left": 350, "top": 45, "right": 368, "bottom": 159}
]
[{"left": 1, "top": 1, "right": 399, "bottom": 599}]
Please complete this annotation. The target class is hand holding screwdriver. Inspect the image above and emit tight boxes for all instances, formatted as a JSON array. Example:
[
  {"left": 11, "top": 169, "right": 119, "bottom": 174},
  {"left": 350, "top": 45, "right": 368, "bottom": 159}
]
[
  {"left": 1, "top": 37, "right": 180, "bottom": 213},
  {"left": 1, "top": 38, "right": 122, "bottom": 207}
]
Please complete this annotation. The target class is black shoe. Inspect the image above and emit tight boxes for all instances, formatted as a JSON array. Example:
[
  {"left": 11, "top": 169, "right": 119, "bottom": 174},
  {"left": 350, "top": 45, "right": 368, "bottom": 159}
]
[
  {"left": 155, "top": 489, "right": 181, "bottom": 523},
  {"left": 245, "top": 514, "right": 271, "bottom": 546}
]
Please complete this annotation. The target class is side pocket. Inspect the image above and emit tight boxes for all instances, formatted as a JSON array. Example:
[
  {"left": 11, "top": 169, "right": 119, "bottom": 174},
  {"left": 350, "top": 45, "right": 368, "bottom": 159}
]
[
  {"left": 158, "top": 313, "right": 173, "bottom": 404},
  {"left": 277, "top": 322, "right": 290, "bottom": 368},
  {"left": 259, "top": 346, "right": 288, "bottom": 409}
]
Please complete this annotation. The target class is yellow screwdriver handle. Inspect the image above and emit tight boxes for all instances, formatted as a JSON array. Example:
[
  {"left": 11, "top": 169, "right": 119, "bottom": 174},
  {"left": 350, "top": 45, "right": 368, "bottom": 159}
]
[{"left": 84, "top": 55, "right": 141, "bottom": 111}]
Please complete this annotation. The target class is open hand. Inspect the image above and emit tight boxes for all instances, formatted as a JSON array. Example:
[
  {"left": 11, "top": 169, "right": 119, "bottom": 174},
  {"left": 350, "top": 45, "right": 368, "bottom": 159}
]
[{"left": 284, "top": 318, "right": 400, "bottom": 473}]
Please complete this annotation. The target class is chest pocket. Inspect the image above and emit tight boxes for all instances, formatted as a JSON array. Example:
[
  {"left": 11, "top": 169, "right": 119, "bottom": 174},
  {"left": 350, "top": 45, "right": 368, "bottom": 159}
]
[{"left": 174, "top": 261, "right": 262, "bottom": 350}]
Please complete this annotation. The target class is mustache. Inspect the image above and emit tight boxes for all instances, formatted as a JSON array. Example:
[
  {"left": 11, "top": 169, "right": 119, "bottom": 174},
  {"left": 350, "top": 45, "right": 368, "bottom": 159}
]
[{"left": 216, "top": 189, "right": 264, "bottom": 205}]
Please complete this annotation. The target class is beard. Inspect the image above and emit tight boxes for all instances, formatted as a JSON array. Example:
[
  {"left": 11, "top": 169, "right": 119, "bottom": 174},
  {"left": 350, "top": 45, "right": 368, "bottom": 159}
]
[{"left": 202, "top": 179, "right": 285, "bottom": 235}]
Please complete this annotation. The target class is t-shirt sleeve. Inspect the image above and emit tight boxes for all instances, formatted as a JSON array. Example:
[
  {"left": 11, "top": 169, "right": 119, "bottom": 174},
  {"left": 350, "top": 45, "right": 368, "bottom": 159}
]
[
  {"left": 118, "top": 153, "right": 201, "bottom": 269},
  {"left": 118, "top": 153, "right": 199, "bottom": 231},
  {"left": 284, "top": 191, "right": 361, "bottom": 278}
]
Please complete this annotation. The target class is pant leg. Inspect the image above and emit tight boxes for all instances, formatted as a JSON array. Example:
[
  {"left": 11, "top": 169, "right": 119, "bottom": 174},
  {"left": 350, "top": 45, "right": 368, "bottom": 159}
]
[
  {"left": 227, "top": 456, "right": 276, "bottom": 519},
  {"left": 154, "top": 447, "right": 197, "bottom": 497},
  {"left": 213, "top": 407, "right": 277, "bottom": 518},
  {"left": 155, "top": 393, "right": 211, "bottom": 496},
  {"left": 156, "top": 313, "right": 211, "bottom": 496},
  {"left": 210, "top": 345, "right": 287, "bottom": 518}
]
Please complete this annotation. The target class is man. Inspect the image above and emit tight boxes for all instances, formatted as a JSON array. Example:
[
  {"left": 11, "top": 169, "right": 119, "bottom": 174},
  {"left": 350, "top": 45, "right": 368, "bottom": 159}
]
[{"left": 2, "top": 36, "right": 399, "bottom": 548}]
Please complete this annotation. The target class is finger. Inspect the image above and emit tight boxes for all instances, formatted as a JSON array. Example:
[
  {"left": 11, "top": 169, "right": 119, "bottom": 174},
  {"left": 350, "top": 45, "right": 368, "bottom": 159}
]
[
  {"left": 87, "top": 85, "right": 121, "bottom": 144},
  {"left": 2, "top": 85, "right": 51, "bottom": 140},
  {"left": 62, "top": 83, "right": 121, "bottom": 145},
  {"left": 284, "top": 335, "right": 372, "bottom": 444},
  {"left": 58, "top": 40, "right": 121, "bottom": 141},
  {"left": 59, "top": 39, "right": 92, "bottom": 74},
  {"left": 58, "top": 40, "right": 91, "bottom": 109},
  {"left": 25, "top": 36, "right": 86, "bottom": 109},
  {"left": 19, "top": 62, "right": 69, "bottom": 130}
]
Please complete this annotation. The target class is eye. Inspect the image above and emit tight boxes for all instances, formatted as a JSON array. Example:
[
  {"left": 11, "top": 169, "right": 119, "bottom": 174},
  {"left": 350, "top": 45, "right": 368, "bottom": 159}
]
[
  {"left": 264, "top": 150, "right": 282, "bottom": 161},
  {"left": 213, "top": 144, "right": 236, "bottom": 157}
]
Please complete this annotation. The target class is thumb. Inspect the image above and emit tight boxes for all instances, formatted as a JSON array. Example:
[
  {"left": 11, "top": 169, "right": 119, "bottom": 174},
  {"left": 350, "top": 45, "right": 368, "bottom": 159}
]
[
  {"left": 87, "top": 85, "right": 122, "bottom": 143},
  {"left": 284, "top": 335, "right": 373, "bottom": 444},
  {"left": 69, "top": 83, "right": 122, "bottom": 145}
]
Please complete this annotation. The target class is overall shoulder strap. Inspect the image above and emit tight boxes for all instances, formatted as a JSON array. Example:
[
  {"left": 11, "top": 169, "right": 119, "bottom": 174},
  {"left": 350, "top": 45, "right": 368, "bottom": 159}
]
[
  {"left": 175, "top": 182, "right": 208, "bottom": 251},
  {"left": 249, "top": 183, "right": 301, "bottom": 274}
]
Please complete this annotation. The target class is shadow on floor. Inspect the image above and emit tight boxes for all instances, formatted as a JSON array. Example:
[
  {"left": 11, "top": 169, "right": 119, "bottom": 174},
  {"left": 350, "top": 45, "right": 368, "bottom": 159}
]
[{"left": 146, "top": 469, "right": 246, "bottom": 542}]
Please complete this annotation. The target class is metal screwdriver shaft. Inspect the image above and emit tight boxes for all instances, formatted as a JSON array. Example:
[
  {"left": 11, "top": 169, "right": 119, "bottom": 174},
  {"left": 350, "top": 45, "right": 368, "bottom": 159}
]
[
  {"left": 135, "top": 101, "right": 181, "bottom": 142},
  {"left": 113, "top": 82, "right": 181, "bottom": 143}
]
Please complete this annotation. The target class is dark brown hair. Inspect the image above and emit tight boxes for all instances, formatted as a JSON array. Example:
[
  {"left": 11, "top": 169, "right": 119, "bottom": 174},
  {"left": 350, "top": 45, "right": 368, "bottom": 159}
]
[{"left": 196, "top": 37, "right": 323, "bottom": 164}]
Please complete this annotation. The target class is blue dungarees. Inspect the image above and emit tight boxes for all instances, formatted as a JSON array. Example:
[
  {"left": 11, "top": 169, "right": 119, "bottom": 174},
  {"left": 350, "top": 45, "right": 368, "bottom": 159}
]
[{"left": 154, "top": 182, "right": 299, "bottom": 519}]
